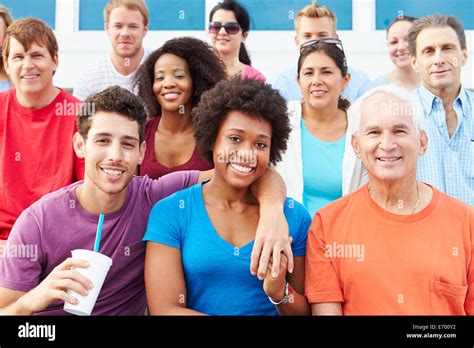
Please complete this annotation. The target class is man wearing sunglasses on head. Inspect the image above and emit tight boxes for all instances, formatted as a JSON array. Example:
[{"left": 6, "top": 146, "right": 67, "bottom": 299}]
[{"left": 270, "top": 1, "right": 372, "bottom": 103}]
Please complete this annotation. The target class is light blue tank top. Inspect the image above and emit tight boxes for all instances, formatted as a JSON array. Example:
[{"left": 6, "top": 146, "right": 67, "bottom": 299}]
[{"left": 301, "top": 118, "right": 345, "bottom": 217}]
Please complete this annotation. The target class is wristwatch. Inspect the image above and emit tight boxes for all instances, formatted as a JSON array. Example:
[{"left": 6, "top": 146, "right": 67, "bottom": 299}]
[{"left": 268, "top": 281, "right": 290, "bottom": 306}]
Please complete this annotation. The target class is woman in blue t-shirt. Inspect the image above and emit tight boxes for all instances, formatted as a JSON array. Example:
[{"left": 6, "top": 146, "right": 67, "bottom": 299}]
[{"left": 143, "top": 77, "right": 311, "bottom": 315}]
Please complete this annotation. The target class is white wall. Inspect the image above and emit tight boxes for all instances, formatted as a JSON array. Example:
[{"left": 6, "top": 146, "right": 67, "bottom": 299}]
[{"left": 53, "top": 0, "right": 474, "bottom": 89}]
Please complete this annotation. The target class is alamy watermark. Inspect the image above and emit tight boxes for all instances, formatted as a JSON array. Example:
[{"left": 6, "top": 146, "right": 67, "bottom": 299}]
[
  {"left": 215, "top": 149, "right": 257, "bottom": 167},
  {"left": 0, "top": 243, "right": 38, "bottom": 262},
  {"left": 325, "top": 242, "right": 365, "bottom": 262},
  {"left": 55, "top": 100, "right": 96, "bottom": 117}
]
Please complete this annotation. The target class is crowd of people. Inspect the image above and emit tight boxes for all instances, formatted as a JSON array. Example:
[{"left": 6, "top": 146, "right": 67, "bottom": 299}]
[{"left": 0, "top": 0, "right": 472, "bottom": 316}]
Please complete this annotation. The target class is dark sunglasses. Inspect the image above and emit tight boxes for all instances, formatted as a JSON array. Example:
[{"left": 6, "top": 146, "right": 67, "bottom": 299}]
[
  {"left": 300, "top": 38, "right": 344, "bottom": 54},
  {"left": 209, "top": 21, "right": 241, "bottom": 35}
]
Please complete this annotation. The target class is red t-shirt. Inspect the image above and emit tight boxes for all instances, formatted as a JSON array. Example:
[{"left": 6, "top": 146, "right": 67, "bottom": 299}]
[
  {"left": 0, "top": 88, "right": 85, "bottom": 240},
  {"left": 140, "top": 116, "right": 213, "bottom": 179}
]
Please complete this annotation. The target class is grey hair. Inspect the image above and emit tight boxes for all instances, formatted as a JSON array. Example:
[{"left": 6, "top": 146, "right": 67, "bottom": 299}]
[
  {"left": 348, "top": 84, "right": 421, "bottom": 135},
  {"left": 408, "top": 14, "right": 466, "bottom": 56}
]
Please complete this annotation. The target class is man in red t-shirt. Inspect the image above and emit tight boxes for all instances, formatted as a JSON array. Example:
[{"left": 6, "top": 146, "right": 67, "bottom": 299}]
[{"left": 0, "top": 18, "right": 84, "bottom": 243}]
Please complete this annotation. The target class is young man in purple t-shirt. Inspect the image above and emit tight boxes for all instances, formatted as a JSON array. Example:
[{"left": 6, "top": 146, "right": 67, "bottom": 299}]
[{"left": 0, "top": 86, "right": 291, "bottom": 315}]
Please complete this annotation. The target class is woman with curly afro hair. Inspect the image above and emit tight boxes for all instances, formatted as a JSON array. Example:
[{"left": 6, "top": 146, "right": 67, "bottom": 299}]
[
  {"left": 144, "top": 77, "right": 311, "bottom": 316},
  {"left": 134, "top": 37, "right": 227, "bottom": 178}
]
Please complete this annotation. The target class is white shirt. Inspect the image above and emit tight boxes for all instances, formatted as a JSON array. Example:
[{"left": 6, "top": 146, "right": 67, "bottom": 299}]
[{"left": 73, "top": 52, "right": 149, "bottom": 101}]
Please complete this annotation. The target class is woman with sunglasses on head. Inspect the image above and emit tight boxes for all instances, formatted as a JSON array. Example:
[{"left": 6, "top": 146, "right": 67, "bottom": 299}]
[
  {"left": 209, "top": 0, "right": 266, "bottom": 81},
  {"left": 143, "top": 77, "right": 311, "bottom": 315},
  {"left": 277, "top": 39, "right": 367, "bottom": 217},
  {"left": 135, "top": 37, "right": 227, "bottom": 178},
  {"left": 373, "top": 16, "right": 419, "bottom": 90}
]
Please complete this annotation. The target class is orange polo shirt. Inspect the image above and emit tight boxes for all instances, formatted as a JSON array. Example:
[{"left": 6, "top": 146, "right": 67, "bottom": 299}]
[{"left": 305, "top": 184, "right": 474, "bottom": 315}]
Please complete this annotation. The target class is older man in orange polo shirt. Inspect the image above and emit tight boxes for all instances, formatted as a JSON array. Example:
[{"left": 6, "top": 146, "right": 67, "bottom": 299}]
[{"left": 305, "top": 85, "right": 473, "bottom": 315}]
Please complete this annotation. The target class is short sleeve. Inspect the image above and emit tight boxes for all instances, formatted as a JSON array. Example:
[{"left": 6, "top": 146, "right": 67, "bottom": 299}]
[
  {"left": 147, "top": 170, "right": 199, "bottom": 203},
  {"left": 465, "top": 207, "right": 474, "bottom": 315},
  {"left": 0, "top": 209, "right": 44, "bottom": 292},
  {"left": 73, "top": 66, "right": 96, "bottom": 101},
  {"left": 242, "top": 66, "right": 266, "bottom": 82},
  {"left": 142, "top": 195, "right": 183, "bottom": 249},
  {"left": 269, "top": 70, "right": 292, "bottom": 102},
  {"left": 286, "top": 199, "right": 311, "bottom": 257},
  {"left": 305, "top": 213, "right": 344, "bottom": 304},
  {"left": 72, "top": 76, "right": 90, "bottom": 101},
  {"left": 354, "top": 70, "right": 373, "bottom": 99},
  {"left": 254, "top": 70, "right": 267, "bottom": 82}
]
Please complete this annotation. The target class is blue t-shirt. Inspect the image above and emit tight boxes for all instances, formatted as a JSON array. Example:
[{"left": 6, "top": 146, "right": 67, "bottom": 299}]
[
  {"left": 143, "top": 182, "right": 311, "bottom": 316},
  {"left": 301, "top": 119, "right": 345, "bottom": 217}
]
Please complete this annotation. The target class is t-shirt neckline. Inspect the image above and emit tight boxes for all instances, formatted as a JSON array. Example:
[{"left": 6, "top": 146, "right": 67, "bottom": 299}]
[
  {"left": 362, "top": 183, "right": 439, "bottom": 222},
  {"left": 12, "top": 88, "right": 65, "bottom": 118},
  {"left": 108, "top": 52, "right": 146, "bottom": 79},
  {"left": 147, "top": 116, "right": 200, "bottom": 170},
  {"left": 68, "top": 181, "right": 133, "bottom": 222},
  {"left": 194, "top": 182, "right": 255, "bottom": 256}
]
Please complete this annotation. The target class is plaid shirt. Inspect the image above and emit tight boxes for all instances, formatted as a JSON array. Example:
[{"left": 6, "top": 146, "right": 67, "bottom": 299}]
[{"left": 415, "top": 84, "right": 473, "bottom": 206}]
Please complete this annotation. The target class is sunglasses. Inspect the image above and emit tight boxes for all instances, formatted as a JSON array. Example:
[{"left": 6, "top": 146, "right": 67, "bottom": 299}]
[
  {"left": 300, "top": 38, "right": 345, "bottom": 54},
  {"left": 209, "top": 21, "right": 241, "bottom": 35}
]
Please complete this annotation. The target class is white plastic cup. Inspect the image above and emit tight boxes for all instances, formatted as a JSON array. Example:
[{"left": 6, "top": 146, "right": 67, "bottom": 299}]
[{"left": 63, "top": 249, "right": 113, "bottom": 316}]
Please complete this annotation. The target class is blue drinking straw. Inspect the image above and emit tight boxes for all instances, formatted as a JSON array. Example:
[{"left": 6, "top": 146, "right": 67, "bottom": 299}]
[{"left": 93, "top": 214, "right": 105, "bottom": 252}]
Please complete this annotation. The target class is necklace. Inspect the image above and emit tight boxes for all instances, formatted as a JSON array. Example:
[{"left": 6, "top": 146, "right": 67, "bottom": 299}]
[
  {"left": 411, "top": 182, "right": 420, "bottom": 214},
  {"left": 368, "top": 182, "right": 420, "bottom": 214}
]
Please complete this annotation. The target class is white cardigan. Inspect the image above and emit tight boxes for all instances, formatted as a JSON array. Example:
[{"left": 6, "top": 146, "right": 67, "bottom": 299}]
[{"left": 276, "top": 101, "right": 368, "bottom": 204}]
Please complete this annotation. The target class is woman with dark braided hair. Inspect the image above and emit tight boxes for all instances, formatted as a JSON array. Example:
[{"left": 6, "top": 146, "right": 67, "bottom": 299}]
[{"left": 135, "top": 37, "right": 226, "bottom": 178}]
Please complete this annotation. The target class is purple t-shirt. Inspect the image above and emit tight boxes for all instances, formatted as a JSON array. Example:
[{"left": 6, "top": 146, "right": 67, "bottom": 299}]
[{"left": 0, "top": 172, "right": 199, "bottom": 315}]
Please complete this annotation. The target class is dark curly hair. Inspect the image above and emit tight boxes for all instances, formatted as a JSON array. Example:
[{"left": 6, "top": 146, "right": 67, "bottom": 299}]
[
  {"left": 192, "top": 77, "right": 291, "bottom": 165},
  {"left": 77, "top": 85, "right": 147, "bottom": 144},
  {"left": 134, "top": 37, "right": 227, "bottom": 118}
]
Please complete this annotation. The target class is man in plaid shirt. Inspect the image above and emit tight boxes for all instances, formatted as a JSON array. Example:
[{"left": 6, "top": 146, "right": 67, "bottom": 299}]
[{"left": 409, "top": 14, "right": 473, "bottom": 205}]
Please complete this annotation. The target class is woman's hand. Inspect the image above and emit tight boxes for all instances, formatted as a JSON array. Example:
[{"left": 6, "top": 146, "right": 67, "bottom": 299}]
[{"left": 263, "top": 252, "right": 289, "bottom": 303}]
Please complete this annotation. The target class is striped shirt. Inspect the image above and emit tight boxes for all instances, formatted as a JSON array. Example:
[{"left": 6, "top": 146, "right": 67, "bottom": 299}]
[
  {"left": 415, "top": 84, "right": 473, "bottom": 205},
  {"left": 73, "top": 52, "right": 148, "bottom": 101}
]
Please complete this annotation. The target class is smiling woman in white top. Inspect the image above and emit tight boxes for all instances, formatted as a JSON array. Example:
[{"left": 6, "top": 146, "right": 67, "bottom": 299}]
[
  {"left": 277, "top": 39, "right": 367, "bottom": 217},
  {"left": 373, "top": 16, "right": 420, "bottom": 91}
]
